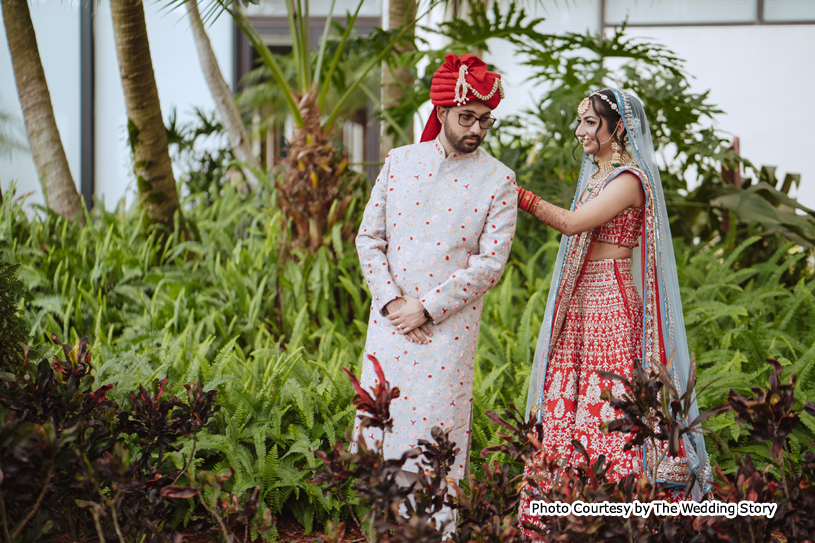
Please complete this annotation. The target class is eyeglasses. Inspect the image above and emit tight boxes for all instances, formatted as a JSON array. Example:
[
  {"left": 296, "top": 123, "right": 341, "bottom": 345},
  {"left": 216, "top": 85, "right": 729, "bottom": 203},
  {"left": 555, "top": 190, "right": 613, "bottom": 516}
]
[{"left": 445, "top": 108, "right": 497, "bottom": 129}]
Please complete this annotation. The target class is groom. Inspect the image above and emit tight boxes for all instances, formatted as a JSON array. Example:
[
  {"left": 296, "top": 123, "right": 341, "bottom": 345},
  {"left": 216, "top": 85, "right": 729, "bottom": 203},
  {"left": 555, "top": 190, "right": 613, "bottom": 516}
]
[{"left": 353, "top": 53, "right": 517, "bottom": 484}]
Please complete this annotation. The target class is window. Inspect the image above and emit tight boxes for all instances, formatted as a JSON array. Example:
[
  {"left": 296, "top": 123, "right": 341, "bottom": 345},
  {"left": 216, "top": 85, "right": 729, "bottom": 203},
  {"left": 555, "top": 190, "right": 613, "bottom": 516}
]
[
  {"left": 602, "top": 0, "right": 815, "bottom": 27},
  {"left": 245, "top": 0, "right": 381, "bottom": 18},
  {"left": 605, "top": 0, "right": 757, "bottom": 25},
  {"left": 764, "top": 0, "right": 815, "bottom": 21}
]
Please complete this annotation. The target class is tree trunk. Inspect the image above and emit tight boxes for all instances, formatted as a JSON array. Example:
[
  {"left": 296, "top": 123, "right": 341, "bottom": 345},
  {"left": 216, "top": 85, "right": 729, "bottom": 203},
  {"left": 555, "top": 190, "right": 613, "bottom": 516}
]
[
  {"left": 279, "top": 92, "right": 352, "bottom": 251},
  {"left": 2, "top": 0, "right": 84, "bottom": 222},
  {"left": 187, "top": 0, "right": 260, "bottom": 190},
  {"left": 381, "top": 0, "right": 416, "bottom": 157},
  {"left": 109, "top": 0, "right": 185, "bottom": 236}
]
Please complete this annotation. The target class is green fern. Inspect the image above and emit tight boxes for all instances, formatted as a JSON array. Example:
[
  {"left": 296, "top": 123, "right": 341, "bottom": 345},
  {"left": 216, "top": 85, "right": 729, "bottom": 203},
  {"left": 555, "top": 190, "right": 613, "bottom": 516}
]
[{"left": 6, "top": 168, "right": 813, "bottom": 532}]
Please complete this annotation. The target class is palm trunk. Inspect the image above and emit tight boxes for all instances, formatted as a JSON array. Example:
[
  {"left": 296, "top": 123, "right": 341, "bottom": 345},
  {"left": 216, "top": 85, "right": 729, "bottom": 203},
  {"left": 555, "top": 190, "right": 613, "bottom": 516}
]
[
  {"left": 381, "top": 0, "right": 417, "bottom": 156},
  {"left": 109, "top": 0, "right": 185, "bottom": 236},
  {"left": 2, "top": 0, "right": 83, "bottom": 222},
  {"left": 280, "top": 92, "right": 352, "bottom": 251},
  {"left": 187, "top": 0, "right": 260, "bottom": 190}
]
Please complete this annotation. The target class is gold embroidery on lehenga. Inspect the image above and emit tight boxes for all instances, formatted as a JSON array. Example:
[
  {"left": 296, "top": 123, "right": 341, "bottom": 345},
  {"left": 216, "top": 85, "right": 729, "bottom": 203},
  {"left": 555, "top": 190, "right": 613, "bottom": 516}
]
[
  {"left": 520, "top": 178, "right": 650, "bottom": 537},
  {"left": 586, "top": 373, "right": 602, "bottom": 404},
  {"left": 645, "top": 439, "right": 690, "bottom": 484},
  {"left": 554, "top": 399, "right": 565, "bottom": 419}
]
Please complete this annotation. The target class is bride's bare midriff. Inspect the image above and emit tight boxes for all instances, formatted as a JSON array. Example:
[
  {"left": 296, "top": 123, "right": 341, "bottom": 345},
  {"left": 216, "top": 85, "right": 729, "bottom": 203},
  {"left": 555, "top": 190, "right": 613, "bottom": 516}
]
[{"left": 588, "top": 242, "right": 633, "bottom": 261}]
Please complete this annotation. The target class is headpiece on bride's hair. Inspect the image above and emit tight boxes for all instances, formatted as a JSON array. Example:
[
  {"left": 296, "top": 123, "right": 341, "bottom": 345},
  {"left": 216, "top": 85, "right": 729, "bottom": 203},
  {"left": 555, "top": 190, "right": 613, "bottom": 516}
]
[
  {"left": 578, "top": 91, "right": 618, "bottom": 117},
  {"left": 577, "top": 89, "right": 629, "bottom": 166}
]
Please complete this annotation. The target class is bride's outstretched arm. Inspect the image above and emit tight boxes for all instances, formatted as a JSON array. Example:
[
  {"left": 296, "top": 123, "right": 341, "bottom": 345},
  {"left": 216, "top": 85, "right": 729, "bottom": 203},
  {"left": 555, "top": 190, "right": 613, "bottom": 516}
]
[{"left": 518, "top": 172, "right": 644, "bottom": 236}]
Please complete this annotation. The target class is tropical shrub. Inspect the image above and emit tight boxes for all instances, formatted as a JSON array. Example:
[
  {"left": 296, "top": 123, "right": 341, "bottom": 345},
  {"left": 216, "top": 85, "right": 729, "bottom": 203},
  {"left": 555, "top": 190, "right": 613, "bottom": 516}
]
[
  {"left": 1, "top": 182, "right": 368, "bottom": 531},
  {"left": 680, "top": 237, "right": 815, "bottom": 473},
  {"left": 313, "top": 348, "right": 815, "bottom": 542},
  {"left": 0, "top": 252, "right": 29, "bottom": 369},
  {"left": 3, "top": 177, "right": 814, "bottom": 535},
  {"left": 0, "top": 335, "right": 223, "bottom": 542}
]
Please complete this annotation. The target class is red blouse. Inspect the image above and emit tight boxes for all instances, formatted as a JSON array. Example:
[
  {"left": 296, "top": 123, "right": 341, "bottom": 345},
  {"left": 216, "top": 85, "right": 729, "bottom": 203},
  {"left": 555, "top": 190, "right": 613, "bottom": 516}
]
[{"left": 594, "top": 205, "right": 644, "bottom": 248}]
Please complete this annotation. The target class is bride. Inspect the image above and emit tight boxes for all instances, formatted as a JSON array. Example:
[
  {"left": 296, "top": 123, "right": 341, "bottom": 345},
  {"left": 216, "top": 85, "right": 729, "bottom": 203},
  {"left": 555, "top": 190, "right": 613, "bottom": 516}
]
[{"left": 515, "top": 88, "right": 710, "bottom": 533}]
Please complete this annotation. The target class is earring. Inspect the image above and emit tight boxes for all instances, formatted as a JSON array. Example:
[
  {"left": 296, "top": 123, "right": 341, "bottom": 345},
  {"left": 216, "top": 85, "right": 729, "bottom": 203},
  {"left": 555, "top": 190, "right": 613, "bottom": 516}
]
[{"left": 611, "top": 140, "right": 622, "bottom": 166}]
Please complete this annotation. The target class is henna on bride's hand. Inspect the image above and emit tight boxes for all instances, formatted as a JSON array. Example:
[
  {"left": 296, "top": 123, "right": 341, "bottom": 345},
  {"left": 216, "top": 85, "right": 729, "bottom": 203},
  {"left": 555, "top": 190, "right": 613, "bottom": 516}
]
[{"left": 534, "top": 199, "right": 571, "bottom": 233}]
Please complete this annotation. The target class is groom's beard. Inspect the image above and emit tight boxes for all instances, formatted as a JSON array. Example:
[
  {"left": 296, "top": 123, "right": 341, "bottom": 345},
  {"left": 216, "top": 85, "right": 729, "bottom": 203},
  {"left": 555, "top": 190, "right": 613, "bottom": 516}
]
[{"left": 444, "top": 120, "right": 483, "bottom": 154}]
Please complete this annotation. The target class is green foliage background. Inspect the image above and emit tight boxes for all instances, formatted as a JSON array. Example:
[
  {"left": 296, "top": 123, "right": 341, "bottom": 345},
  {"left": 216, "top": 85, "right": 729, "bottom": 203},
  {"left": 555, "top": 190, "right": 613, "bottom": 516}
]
[
  {"left": 3, "top": 177, "right": 814, "bottom": 531},
  {"left": 2, "top": 8, "right": 815, "bottom": 535},
  {"left": 0, "top": 252, "right": 30, "bottom": 368}
]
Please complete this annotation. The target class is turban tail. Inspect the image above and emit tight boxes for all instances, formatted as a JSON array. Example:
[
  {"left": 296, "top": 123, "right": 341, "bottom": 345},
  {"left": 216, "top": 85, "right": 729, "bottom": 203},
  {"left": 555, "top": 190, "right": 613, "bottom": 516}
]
[{"left": 420, "top": 53, "right": 504, "bottom": 143}]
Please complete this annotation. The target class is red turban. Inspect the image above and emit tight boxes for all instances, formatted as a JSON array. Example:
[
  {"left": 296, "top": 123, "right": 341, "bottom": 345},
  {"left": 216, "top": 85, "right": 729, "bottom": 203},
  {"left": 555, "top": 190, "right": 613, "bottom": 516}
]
[{"left": 420, "top": 53, "right": 504, "bottom": 143}]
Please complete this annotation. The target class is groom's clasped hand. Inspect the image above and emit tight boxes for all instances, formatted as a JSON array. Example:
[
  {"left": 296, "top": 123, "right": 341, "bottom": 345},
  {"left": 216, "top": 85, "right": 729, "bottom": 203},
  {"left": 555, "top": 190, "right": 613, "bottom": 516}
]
[{"left": 385, "top": 295, "right": 433, "bottom": 344}]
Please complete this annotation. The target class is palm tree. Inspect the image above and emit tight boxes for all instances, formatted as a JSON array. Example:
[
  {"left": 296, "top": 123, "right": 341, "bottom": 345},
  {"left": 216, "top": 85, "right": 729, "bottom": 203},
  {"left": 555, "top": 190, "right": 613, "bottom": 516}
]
[
  {"left": 226, "top": 0, "right": 432, "bottom": 250},
  {"left": 381, "top": 0, "right": 417, "bottom": 154},
  {"left": 109, "top": 0, "right": 187, "bottom": 237},
  {"left": 187, "top": 0, "right": 260, "bottom": 190},
  {"left": 2, "top": 0, "right": 84, "bottom": 222}
]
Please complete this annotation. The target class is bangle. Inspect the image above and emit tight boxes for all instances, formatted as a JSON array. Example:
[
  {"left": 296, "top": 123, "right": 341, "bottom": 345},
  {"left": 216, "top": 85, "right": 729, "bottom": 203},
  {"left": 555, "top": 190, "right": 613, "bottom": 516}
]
[
  {"left": 529, "top": 195, "right": 541, "bottom": 217},
  {"left": 423, "top": 308, "right": 432, "bottom": 321},
  {"left": 519, "top": 189, "right": 534, "bottom": 212},
  {"left": 519, "top": 189, "right": 542, "bottom": 216}
]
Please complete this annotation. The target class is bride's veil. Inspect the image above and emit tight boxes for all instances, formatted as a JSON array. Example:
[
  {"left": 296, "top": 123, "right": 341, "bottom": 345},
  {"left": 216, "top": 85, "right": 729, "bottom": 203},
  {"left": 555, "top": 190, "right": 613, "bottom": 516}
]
[{"left": 525, "top": 89, "right": 711, "bottom": 499}]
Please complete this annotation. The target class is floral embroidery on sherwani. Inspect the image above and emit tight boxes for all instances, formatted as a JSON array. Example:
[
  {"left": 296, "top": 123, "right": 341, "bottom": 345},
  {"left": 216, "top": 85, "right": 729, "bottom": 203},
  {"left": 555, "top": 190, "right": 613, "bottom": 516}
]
[{"left": 351, "top": 138, "right": 517, "bottom": 480}]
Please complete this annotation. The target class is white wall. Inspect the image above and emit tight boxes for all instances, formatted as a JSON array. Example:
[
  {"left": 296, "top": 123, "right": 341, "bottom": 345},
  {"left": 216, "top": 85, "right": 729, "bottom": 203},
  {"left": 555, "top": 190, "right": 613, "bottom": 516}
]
[
  {"left": 0, "top": 1, "right": 81, "bottom": 209},
  {"left": 0, "top": 1, "right": 234, "bottom": 211},
  {"left": 620, "top": 24, "right": 815, "bottom": 210},
  {"left": 94, "top": 0, "right": 234, "bottom": 210},
  {"left": 483, "top": 0, "right": 600, "bottom": 120}
]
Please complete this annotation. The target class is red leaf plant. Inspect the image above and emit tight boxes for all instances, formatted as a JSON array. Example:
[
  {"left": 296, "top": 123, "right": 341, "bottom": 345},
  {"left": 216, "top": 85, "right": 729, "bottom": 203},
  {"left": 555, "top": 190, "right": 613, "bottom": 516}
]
[{"left": 342, "top": 354, "right": 400, "bottom": 433}]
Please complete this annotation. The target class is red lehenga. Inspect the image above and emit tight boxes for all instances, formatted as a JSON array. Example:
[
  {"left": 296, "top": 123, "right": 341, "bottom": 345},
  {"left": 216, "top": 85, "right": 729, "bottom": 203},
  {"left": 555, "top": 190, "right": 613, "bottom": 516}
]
[
  {"left": 539, "top": 256, "right": 644, "bottom": 468},
  {"left": 518, "top": 192, "right": 649, "bottom": 531},
  {"left": 519, "top": 90, "right": 712, "bottom": 539}
]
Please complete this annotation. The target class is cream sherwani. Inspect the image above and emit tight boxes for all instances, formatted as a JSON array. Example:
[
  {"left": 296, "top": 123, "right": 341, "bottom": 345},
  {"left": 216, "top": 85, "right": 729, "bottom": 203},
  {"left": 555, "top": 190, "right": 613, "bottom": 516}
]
[{"left": 352, "top": 138, "right": 517, "bottom": 479}]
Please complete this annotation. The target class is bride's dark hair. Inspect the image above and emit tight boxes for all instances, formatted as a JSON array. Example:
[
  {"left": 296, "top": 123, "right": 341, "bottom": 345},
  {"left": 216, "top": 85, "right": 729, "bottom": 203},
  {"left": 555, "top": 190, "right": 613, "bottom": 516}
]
[{"left": 572, "top": 89, "right": 625, "bottom": 163}]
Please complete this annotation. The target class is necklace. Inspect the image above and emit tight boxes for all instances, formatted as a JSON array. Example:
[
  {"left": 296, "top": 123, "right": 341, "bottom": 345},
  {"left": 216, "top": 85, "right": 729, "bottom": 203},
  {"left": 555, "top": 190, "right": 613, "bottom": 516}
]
[
  {"left": 583, "top": 176, "right": 602, "bottom": 198},
  {"left": 586, "top": 154, "right": 634, "bottom": 193},
  {"left": 586, "top": 162, "right": 613, "bottom": 193},
  {"left": 596, "top": 160, "right": 617, "bottom": 176}
]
